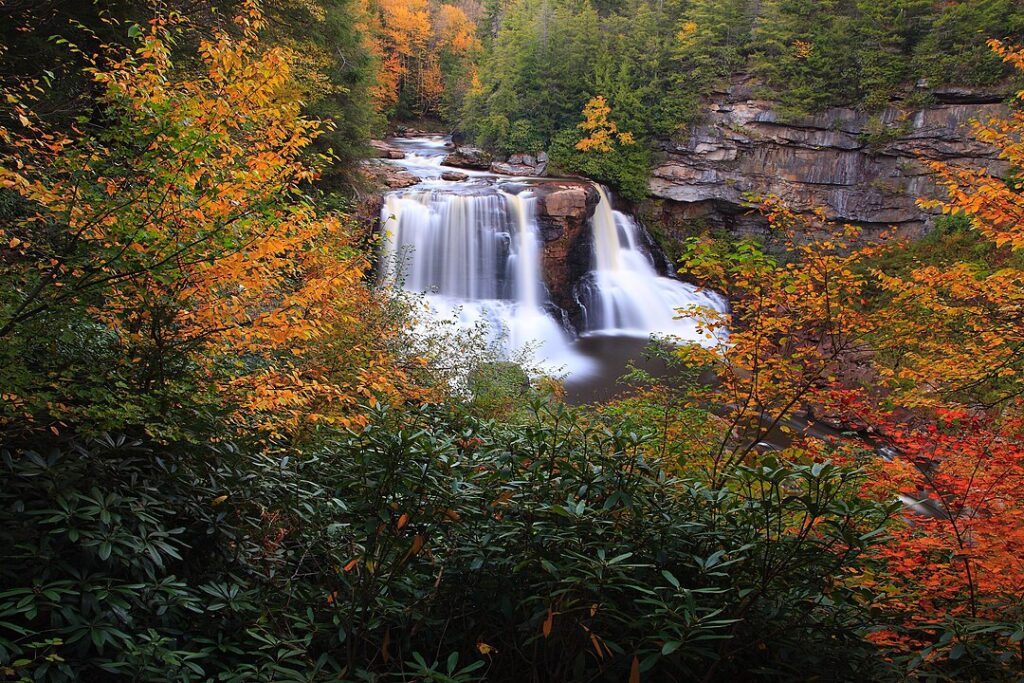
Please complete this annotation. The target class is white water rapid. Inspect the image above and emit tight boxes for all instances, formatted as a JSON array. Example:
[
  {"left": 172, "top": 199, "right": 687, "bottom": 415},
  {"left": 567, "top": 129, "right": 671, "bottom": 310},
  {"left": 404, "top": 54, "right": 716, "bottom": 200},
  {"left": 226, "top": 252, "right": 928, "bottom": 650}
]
[
  {"left": 580, "top": 187, "right": 726, "bottom": 339},
  {"left": 377, "top": 136, "right": 725, "bottom": 383},
  {"left": 379, "top": 188, "right": 591, "bottom": 375}
]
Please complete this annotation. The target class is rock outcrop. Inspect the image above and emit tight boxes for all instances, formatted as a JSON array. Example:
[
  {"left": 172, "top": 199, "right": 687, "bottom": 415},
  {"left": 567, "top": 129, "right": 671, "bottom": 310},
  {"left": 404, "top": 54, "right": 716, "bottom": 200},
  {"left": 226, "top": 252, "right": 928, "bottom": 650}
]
[
  {"left": 533, "top": 181, "right": 600, "bottom": 324},
  {"left": 491, "top": 152, "right": 549, "bottom": 177},
  {"left": 644, "top": 79, "right": 1010, "bottom": 239},
  {"left": 360, "top": 159, "right": 418, "bottom": 189},
  {"left": 368, "top": 139, "right": 406, "bottom": 159},
  {"left": 443, "top": 146, "right": 492, "bottom": 170},
  {"left": 490, "top": 161, "right": 536, "bottom": 176}
]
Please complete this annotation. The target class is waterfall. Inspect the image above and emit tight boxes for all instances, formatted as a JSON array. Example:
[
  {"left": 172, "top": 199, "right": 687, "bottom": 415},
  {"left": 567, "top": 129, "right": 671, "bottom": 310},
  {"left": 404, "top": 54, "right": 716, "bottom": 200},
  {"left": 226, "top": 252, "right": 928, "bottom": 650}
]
[
  {"left": 503, "top": 191, "right": 542, "bottom": 308},
  {"left": 380, "top": 188, "right": 590, "bottom": 374},
  {"left": 377, "top": 135, "right": 726, "bottom": 382},
  {"left": 581, "top": 187, "right": 726, "bottom": 341}
]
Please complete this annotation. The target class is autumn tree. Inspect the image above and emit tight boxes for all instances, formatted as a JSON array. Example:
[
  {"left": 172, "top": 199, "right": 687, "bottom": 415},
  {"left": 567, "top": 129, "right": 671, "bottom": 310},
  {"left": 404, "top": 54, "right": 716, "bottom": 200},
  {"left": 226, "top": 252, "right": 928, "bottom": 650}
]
[
  {"left": 360, "top": 0, "right": 480, "bottom": 119},
  {"left": 674, "top": 39, "right": 1024, "bottom": 675},
  {"left": 0, "top": 4, "right": 419, "bottom": 439},
  {"left": 574, "top": 95, "right": 635, "bottom": 153}
]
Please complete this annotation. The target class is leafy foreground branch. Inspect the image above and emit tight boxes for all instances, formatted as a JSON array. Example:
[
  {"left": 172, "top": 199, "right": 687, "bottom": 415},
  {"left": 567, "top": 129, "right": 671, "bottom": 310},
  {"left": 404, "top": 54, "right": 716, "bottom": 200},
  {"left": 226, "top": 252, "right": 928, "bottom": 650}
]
[{"left": 0, "top": 402, "right": 897, "bottom": 682}]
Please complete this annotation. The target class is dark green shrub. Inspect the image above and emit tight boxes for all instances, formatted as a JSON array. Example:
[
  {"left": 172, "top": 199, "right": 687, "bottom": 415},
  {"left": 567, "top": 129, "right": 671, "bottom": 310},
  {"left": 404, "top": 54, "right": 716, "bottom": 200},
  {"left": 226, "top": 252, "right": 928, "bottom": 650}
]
[
  {"left": 1, "top": 401, "right": 896, "bottom": 681},
  {"left": 504, "top": 120, "right": 545, "bottom": 155},
  {"left": 548, "top": 128, "right": 651, "bottom": 203}
]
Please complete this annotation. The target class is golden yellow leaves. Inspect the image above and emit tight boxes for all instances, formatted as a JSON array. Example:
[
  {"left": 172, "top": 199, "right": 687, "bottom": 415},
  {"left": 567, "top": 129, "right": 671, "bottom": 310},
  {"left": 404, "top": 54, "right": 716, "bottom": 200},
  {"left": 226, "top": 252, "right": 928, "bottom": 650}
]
[
  {"left": 436, "top": 4, "right": 481, "bottom": 55},
  {"left": 363, "top": 0, "right": 479, "bottom": 112},
  {"left": 575, "top": 96, "right": 637, "bottom": 154},
  {"left": 677, "top": 20, "right": 699, "bottom": 44},
  {"left": 1, "top": 3, "right": 419, "bottom": 437},
  {"left": 793, "top": 40, "right": 814, "bottom": 59}
]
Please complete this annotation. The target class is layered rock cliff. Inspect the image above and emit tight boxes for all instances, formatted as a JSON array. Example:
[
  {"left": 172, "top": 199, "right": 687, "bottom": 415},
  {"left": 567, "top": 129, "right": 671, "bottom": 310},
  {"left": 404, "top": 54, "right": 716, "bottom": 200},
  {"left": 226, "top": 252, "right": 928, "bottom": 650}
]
[
  {"left": 533, "top": 181, "right": 599, "bottom": 324},
  {"left": 643, "top": 79, "right": 1010, "bottom": 240}
]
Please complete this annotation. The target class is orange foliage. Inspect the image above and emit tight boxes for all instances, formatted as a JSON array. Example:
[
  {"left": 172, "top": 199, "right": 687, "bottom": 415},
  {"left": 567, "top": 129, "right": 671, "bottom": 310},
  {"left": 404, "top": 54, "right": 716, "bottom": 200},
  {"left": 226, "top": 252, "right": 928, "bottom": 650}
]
[
  {"left": 575, "top": 96, "right": 636, "bottom": 153},
  {"left": 436, "top": 4, "right": 481, "bottom": 54},
  {"left": 0, "top": 5, "right": 422, "bottom": 436},
  {"left": 921, "top": 40, "right": 1024, "bottom": 253},
  {"left": 677, "top": 40, "right": 1024, "bottom": 672},
  {"left": 361, "top": 0, "right": 479, "bottom": 115}
]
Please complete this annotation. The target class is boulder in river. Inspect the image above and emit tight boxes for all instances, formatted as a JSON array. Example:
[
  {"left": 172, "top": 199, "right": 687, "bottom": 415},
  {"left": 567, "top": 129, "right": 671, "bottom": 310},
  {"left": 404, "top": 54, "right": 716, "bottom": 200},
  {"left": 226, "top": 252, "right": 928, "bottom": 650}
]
[
  {"left": 368, "top": 139, "right": 406, "bottom": 159},
  {"left": 441, "top": 170, "right": 469, "bottom": 181},
  {"left": 443, "top": 146, "right": 492, "bottom": 170},
  {"left": 490, "top": 161, "right": 536, "bottom": 176},
  {"left": 508, "top": 153, "right": 536, "bottom": 166},
  {"left": 360, "top": 160, "right": 418, "bottom": 189},
  {"left": 491, "top": 152, "right": 548, "bottom": 177}
]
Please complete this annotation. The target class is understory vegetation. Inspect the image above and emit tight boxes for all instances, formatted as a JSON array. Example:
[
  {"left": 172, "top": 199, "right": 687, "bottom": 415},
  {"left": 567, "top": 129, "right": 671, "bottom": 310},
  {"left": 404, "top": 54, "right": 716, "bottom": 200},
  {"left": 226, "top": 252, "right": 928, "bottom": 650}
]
[
  {"left": 1, "top": 402, "right": 899, "bottom": 681},
  {"left": 2, "top": 2, "right": 1024, "bottom": 682}
]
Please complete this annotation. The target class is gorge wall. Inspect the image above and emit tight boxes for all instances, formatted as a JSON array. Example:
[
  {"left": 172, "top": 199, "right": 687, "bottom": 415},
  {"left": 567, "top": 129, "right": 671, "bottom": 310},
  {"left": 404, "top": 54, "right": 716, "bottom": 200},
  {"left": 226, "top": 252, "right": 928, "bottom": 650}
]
[{"left": 642, "top": 78, "right": 1010, "bottom": 241}]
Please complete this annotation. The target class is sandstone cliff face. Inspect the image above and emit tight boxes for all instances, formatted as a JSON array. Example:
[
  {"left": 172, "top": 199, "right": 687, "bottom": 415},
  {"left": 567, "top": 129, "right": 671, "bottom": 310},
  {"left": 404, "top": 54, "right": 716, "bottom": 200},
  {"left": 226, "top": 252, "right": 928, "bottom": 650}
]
[
  {"left": 644, "top": 82, "right": 1010, "bottom": 239},
  {"left": 533, "top": 181, "right": 599, "bottom": 325}
]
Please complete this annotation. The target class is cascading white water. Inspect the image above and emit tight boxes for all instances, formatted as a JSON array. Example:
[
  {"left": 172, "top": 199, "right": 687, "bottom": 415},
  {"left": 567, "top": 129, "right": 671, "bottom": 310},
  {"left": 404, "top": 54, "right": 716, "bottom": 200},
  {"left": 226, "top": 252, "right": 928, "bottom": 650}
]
[
  {"left": 380, "top": 189, "right": 590, "bottom": 374},
  {"left": 581, "top": 187, "right": 726, "bottom": 342},
  {"left": 376, "top": 135, "right": 727, "bottom": 386}
]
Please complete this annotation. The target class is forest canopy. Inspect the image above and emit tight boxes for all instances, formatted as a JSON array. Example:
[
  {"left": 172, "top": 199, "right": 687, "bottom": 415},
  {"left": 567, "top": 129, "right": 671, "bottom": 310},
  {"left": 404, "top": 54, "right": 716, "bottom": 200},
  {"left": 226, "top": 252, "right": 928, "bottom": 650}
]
[{"left": 460, "top": 0, "right": 1024, "bottom": 196}]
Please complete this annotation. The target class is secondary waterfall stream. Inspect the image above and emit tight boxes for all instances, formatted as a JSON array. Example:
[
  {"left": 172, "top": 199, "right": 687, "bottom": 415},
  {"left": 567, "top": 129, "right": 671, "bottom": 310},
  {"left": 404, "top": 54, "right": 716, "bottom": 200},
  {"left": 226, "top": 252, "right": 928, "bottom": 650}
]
[
  {"left": 378, "top": 136, "right": 726, "bottom": 399},
  {"left": 580, "top": 187, "right": 724, "bottom": 338}
]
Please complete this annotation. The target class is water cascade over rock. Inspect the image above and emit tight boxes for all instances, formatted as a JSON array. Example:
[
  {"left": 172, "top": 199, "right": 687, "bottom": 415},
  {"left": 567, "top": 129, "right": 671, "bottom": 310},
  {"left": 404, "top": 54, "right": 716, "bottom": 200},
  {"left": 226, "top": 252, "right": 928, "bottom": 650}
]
[
  {"left": 379, "top": 188, "right": 587, "bottom": 374},
  {"left": 578, "top": 187, "right": 726, "bottom": 339},
  {"left": 375, "top": 135, "right": 726, "bottom": 380}
]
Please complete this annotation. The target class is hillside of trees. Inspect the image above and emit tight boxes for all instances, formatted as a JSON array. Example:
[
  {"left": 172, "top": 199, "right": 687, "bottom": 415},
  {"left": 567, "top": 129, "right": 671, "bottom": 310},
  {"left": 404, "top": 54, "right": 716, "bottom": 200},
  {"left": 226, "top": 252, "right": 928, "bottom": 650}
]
[
  {"left": 461, "top": 0, "right": 1024, "bottom": 197},
  {"left": 2, "top": 1, "right": 1024, "bottom": 681}
]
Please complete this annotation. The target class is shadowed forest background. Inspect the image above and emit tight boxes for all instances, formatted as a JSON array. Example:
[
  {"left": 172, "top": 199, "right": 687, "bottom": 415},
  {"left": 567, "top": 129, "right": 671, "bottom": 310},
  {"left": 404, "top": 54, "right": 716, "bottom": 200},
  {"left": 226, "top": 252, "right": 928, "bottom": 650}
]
[{"left": 2, "top": 0, "right": 1024, "bottom": 681}]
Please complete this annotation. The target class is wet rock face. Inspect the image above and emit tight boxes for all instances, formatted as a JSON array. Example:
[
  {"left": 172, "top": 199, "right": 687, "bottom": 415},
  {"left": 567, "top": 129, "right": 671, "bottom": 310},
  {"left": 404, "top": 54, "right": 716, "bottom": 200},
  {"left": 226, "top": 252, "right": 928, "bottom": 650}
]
[
  {"left": 442, "top": 146, "right": 493, "bottom": 170},
  {"left": 644, "top": 83, "right": 1010, "bottom": 239},
  {"left": 360, "top": 160, "right": 419, "bottom": 189},
  {"left": 533, "top": 181, "right": 599, "bottom": 326}
]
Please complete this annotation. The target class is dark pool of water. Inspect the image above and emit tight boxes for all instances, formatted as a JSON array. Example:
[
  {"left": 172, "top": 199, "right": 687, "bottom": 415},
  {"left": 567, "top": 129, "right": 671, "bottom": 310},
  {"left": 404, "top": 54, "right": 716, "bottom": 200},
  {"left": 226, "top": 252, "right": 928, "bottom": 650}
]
[{"left": 562, "top": 335, "right": 679, "bottom": 404}]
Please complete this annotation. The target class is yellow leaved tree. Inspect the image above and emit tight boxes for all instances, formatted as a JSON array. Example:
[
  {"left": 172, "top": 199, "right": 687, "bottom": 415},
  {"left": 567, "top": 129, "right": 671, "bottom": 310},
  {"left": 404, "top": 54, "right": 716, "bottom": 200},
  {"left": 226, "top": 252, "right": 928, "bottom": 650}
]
[
  {"left": 0, "top": 4, "right": 422, "bottom": 439},
  {"left": 575, "top": 95, "right": 636, "bottom": 153}
]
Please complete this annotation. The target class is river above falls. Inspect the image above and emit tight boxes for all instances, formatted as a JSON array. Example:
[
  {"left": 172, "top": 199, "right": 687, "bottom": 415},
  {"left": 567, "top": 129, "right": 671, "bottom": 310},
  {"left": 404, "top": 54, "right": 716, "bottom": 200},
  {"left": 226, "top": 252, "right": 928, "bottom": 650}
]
[{"left": 377, "top": 135, "right": 726, "bottom": 403}]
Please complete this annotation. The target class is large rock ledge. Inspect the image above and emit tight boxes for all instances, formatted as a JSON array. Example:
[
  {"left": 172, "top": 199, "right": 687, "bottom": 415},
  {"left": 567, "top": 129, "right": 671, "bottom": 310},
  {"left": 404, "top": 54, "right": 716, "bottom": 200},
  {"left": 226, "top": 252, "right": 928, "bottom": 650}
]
[
  {"left": 534, "top": 181, "right": 599, "bottom": 325},
  {"left": 644, "top": 79, "right": 1011, "bottom": 239},
  {"left": 442, "top": 146, "right": 492, "bottom": 170},
  {"left": 359, "top": 159, "right": 418, "bottom": 189}
]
